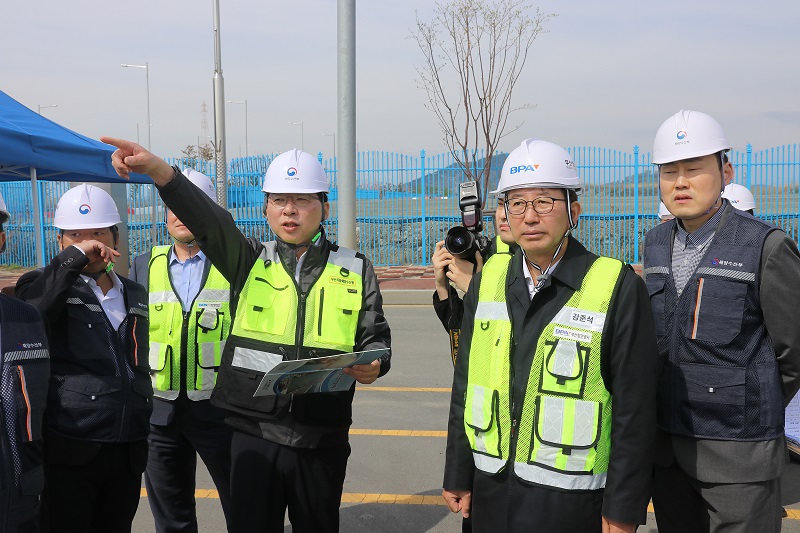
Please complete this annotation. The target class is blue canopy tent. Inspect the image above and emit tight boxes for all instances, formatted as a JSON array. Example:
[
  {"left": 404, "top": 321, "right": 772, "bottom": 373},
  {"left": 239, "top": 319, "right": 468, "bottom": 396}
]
[{"left": 0, "top": 90, "right": 149, "bottom": 266}]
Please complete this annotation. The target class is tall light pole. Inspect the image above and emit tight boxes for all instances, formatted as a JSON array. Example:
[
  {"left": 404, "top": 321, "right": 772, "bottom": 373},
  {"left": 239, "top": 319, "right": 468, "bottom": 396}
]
[
  {"left": 121, "top": 62, "right": 156, "bottom": 246},
  {"left": 322, "top": 133, "right": 336, "bottom": 160},
  {"left": 37, "top": 104, "right": 58, "bottom": 114},
  {"left": 226, "top": 100, "right": 248, "bottom": 157},
  {"left": 289, "top": 121, "right": 304, "bottom": 151},
  {"left": 212, "top": 0, "right": 227, "bottom": 209}
]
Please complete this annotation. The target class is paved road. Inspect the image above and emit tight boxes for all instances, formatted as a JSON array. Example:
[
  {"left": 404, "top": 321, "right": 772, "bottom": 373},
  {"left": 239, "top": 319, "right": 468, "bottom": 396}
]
[{"left": 129, "top": 303, "right": 800, "bottom": 532}]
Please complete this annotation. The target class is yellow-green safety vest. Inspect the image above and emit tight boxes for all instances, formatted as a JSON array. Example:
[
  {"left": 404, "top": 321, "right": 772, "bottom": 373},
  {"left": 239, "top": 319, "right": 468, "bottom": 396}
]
[
  {"left": 148, "top": 246, "right": 231, "bottom": 401},
  {"left": 228, "top": 243, "right": 363, "bottom": 374},
  {"left": 466, "top": 254, "right": 623, "bottom": 491}
]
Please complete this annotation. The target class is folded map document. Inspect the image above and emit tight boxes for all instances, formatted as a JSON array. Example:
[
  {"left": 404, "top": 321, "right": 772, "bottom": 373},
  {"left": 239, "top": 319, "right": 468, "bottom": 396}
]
[{"left": 253, "top": 348, "right": 389, "bottom": 397}]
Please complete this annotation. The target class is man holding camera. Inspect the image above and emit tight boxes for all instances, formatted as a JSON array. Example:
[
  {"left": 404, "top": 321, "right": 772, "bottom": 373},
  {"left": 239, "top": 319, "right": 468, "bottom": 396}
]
[
  {"left": 442, "top": 138, "right": 658, "bottom": 533},
  {"left": 432, "top": 189, "right": 517, "bottom": 365}
]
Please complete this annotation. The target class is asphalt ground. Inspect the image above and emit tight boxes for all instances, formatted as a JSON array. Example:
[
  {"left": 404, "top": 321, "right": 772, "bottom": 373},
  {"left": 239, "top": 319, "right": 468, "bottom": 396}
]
[
  {"left": 3, "top": 267, "right": 800, "bottom": 532},
  {"left": 129, "top": 297, "right": 800, "bottom": 532}
]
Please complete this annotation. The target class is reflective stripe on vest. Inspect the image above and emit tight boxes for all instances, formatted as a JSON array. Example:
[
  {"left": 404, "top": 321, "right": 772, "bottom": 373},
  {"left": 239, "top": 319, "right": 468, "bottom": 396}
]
[
  {"left": 514, "top": 257, "right": 622, "bottom": 490},
  {"left": 464, "top": 252, "right": 514, "bottom": 474},
  {"left": 229, "top": 243, "right": 363, "bottom": 366},
  {"left": 147, "top": 246, "right": 231, "bottom": 401}
]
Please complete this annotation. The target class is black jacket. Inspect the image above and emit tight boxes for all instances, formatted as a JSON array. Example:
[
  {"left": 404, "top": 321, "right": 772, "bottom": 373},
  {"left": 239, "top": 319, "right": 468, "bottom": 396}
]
[
  {"left": 444, "top": 237, "right": 658, "bottom": 526},
  {"left": 155, "top": 170, "right": 391, "bottom": 448},
  {"left": 15, "top": 246, "right": 153, "bottom": 448},
  {"left": 0, "top": 294, "right": 49, "bottom": 511}
]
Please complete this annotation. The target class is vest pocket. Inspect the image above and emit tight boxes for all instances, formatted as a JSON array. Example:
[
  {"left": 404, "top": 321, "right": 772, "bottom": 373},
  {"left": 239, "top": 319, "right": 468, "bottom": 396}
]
[
  {"left": 540, "top": 339, "right": 590, "bottom": 397},
  {"left": 315, "top": 286, "right": 360, "bottom": 348},
  {"left": 240, "top": 281, "right": 291, "bottom": 336},
  {"left": 645, "top": 276, "right": 667, "bottom": 337},
  {"left": 14, "top": 363, "right": 48, "bottom": 443},
  {"left": 464, "top": 384, "right": 502, "bottom": 458},
  {"left": 677, "top": 363, "right": 745, "bottom": 433},
  {"left": 529, "top": 395, "right": 601, "bottom": 474},
  {"left": 66, "top": 305, "right": 108, "bottom": 359},
  {"left": 687, "top": 278, "right": 746, "bottom": 344}
]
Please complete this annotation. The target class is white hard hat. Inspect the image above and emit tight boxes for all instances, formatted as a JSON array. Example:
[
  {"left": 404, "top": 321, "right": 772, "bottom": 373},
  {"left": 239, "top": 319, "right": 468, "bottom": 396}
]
[
  {"left": 658, "top": 202, "right": 674, "bottom": 220},
  {"left": 722, "top": 183, "right": 756, "bottom": 212},
  {"left": 492, "top": 139, "right": 581, "bottom": 195},
  {"left": 262, "top": 149, "right": 329, "bottom": 194},
  {"left": 183, "top": 168, "right": 216, "bottom": 200},
  {"left": 54, "top": 184, "right": 121, "bottom": 230},
  {"left": 0, "top": 191, "right": 9, "bottom": 224},
  {"left": 652, "top": 110, "right": 731, "bottom": 165}
]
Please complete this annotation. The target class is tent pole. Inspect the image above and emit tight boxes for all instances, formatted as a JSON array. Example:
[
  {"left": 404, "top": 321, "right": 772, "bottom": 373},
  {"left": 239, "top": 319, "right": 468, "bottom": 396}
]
[{"left": 30, "top": 168, "right": 45, "bottom": 266}]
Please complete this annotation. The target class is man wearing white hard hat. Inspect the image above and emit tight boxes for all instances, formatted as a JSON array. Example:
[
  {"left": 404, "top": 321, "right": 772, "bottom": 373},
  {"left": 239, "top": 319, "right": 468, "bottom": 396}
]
[
  {"left": 101, "top": 137, "right": 391, "bottom": 533},
  {"left": 130, "top": 169, "right": 233, "bottom": 532},
  {"left": 15, "top": 184, "right": 153, "bottom": 533},
  {"left": 721, "top": 182, "right": 756, "bottom": 215},
  {"left": 644, "top": 110, "right": 800, "bottom": 532},
  {"left": 0, "top": 191, "right": 51, "bottom": 533},
  {"left": 442, "top": 138, "right": 657, "bottom": 532}
]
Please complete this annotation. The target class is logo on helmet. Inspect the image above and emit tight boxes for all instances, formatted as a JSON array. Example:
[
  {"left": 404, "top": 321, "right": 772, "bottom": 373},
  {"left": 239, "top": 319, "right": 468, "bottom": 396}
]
[
  {"left": 676, "top": 130, "right": 687, "bottom": 140},
  {"left": 287, "top": 167, "right": 298, "bottom": 177},
  {"left": 79, "top": 204, "right": 92, "bottom": 215},
  {"left": 509, "top": 164, "right": 540, "bottom": 174}
]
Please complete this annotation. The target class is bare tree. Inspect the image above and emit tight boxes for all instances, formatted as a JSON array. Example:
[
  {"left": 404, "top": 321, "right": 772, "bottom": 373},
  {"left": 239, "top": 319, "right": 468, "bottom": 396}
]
[
  {"left": 198, "top": 143, "right": 214, "bottom": 162},
  {"left": 410, "top": 0, "right": 554, "bottom": 204}
]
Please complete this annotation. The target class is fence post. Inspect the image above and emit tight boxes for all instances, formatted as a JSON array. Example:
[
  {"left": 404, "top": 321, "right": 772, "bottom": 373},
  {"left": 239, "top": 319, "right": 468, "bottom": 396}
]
[
  {"left": 420, "top": 149, "right": 428, "bottom": 265},
  {"left": 633, "top": 145, "right": 639, "bottom": 264},
  {"left": 745, "top": 143, "right": 752, "bottom": 190}
]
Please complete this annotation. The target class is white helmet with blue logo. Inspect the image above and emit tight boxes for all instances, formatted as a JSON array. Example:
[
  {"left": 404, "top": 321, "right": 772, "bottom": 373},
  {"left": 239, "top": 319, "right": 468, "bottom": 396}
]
[
  {"left": 492, "top": 138, "right": 581, "bottom": 195},
  {"left": 722, "top": 183, "right": 756, "bottom": 212},
  {"left": 262, "top": 149, "right": 329, "bottom": 194},
  {"left": 53, "top": 184, "right": 121, "bottom": 230},
  {"left": 652, "top": 110, "right": 731, "bottom": 165}
]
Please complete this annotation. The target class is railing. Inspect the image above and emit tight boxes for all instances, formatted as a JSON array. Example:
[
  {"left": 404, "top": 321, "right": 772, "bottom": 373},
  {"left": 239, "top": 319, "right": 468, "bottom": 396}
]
[{"left": 1, "top": 144, "right": 798, "bottom": 268}]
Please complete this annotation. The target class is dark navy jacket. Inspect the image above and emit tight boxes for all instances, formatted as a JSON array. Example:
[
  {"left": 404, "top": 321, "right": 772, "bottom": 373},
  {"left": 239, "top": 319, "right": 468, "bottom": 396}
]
[
  {"left": 15, "top": 247, "right": 153, "bottom": 446},
  {"left": 644, "top": 207, "right": 783, "bottom": 441}
]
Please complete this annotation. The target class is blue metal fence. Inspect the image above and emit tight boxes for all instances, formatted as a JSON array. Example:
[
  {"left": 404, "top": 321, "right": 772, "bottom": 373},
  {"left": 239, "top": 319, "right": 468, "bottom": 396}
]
[{"left": 2, "top": 143, "right": 798, "bottom": 268}]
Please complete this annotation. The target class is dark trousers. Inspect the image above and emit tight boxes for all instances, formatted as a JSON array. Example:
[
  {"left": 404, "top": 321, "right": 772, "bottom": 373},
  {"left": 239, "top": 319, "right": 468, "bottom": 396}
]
[
  {"left": 0, "top": 492, "right": 40, "bottom": 533},
  {"left": 144, "top": 401, "right": 233, "bottom": 533},
  {"left": 229, "top": 431, "right": 350, "bottom": 533},
  {"left": 653, "top": 461, "right": 782, "bottom": 533},
  {"left": 41, "top": 440, "right": 147, "bottom": 533},
  {"left": 470, "top": 469, "right": 604, "bottom": 533}
]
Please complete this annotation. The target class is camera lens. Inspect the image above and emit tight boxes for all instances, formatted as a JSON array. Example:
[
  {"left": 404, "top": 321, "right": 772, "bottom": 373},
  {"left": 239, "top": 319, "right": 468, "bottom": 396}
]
[{"left": 445, "top": 226, "right": 477, "bottom": 258}]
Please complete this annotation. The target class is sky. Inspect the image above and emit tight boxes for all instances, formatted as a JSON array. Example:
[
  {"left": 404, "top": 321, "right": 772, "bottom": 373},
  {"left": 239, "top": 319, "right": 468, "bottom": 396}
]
[{"left": 3, "top": 0, "right": 799, "bottom": 161}]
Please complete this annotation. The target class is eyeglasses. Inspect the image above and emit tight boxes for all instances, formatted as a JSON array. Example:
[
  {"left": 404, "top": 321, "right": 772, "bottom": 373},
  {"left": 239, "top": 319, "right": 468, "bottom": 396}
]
[
  {"left": 268, "top": 194, "right": 318, "bottom": 209},
  {"left": 504, "top": 197, "right": 566, "bottom": 216}
]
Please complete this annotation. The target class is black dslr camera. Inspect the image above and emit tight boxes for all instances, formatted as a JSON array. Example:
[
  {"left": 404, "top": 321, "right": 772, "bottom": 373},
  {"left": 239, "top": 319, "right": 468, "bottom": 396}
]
[{"left": 445, "top": 181, "right": 489, "bottom": 262}]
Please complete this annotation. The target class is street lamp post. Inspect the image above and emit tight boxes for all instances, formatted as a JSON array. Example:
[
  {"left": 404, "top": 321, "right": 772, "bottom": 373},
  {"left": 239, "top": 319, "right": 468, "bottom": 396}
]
[
  {"left": 289, "top": 121, "right": 304, "bottom": 151},
  {"left": 121, "top": 62, "right": 156, "bottom": 246},
  {"left": 226, "top": 100, "right": 248, "bottom": 157},
  {"left": 37, "top": 104, "right": 58, "bottom": 114},
  {"left": 322, "top": 133, "right": 336, "bottom": 160}
]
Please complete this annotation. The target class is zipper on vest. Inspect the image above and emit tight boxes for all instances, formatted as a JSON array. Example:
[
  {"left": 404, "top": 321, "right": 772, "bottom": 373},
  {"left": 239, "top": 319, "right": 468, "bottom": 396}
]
[
  {"left": 181, "top": 311, "right": 190, "bottom": 393},
  {"left": 318, "top": 288, "right": 325, "bottom": 336},
  {"left": 295, "top": 293, "right": 307, "bottom": 361}
]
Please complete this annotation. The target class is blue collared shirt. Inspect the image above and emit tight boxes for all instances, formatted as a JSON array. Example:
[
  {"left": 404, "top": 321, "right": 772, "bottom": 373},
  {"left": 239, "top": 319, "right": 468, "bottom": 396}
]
[{"left": 169, "top": 247, "right": 207, "bottom": 312}]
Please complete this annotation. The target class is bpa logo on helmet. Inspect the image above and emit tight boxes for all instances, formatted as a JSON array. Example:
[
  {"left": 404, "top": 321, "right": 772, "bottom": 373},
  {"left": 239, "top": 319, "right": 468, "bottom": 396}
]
[
  {"left": 79, "top": 204, "right": 92, "bottom": 215},
  {"left": 509, "top": 164, "right": 539, "bottom": 174}
]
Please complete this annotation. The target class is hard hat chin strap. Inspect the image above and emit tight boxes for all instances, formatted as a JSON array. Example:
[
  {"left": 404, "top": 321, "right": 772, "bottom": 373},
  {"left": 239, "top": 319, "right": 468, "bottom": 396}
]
[{"left": 524, "top": 230, "right": 569, "bottom": 293}]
